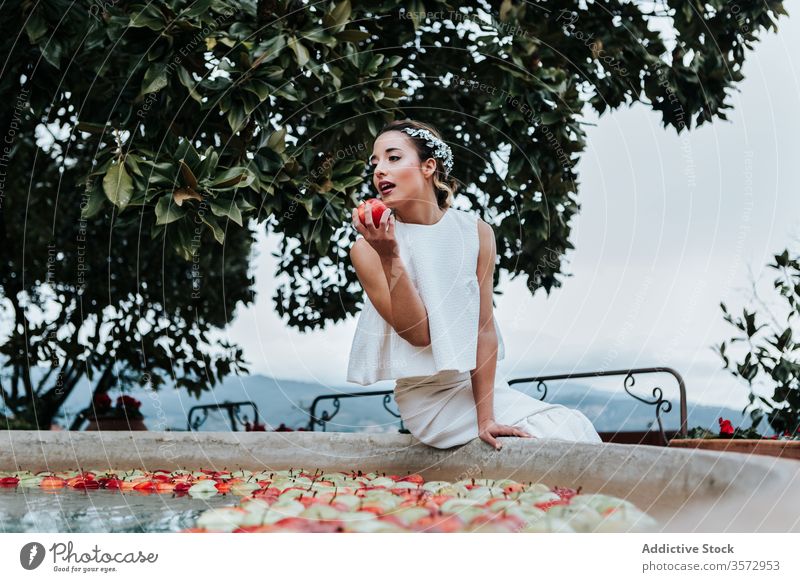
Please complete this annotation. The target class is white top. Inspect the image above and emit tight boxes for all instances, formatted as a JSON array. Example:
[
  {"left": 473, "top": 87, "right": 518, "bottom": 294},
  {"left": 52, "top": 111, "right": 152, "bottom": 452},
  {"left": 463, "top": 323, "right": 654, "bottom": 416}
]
[{"left": 346, "top": 207, "right": 505, "bottom": 386}]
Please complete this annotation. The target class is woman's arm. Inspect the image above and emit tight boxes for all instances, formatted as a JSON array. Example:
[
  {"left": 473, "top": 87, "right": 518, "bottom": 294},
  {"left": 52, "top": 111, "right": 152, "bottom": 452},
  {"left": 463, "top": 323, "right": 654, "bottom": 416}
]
[
  {"left": 350, "top": 208, "right": 431, "bottom": 347},
  {"left": 470, "top": 219, "right": 532, "bottom": 449},
  {"left": 470, "top": 219, "right": 501, "bottom": 427},
  {"left": 378, "top": 245, "right": 432, "bottom": 347}
]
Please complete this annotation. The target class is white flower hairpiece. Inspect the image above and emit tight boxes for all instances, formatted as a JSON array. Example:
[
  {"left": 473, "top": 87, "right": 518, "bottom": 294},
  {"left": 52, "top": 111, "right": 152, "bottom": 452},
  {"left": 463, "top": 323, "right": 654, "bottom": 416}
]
[{"left": 401, "top": 127, "right": 454, "bottom": 176}]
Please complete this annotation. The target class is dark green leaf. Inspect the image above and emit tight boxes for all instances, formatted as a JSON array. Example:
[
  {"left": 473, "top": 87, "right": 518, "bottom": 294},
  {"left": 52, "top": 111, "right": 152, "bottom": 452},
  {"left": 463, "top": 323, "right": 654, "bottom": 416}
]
[
  {"left": 210, "top": 200, "right": 244, "bottom": 226},
  {"left": 201, "top": 213, "right": 226, "bottom": 244},
  {"left": 103, "top": 161, "right": 134, "bottom": 210},
  {"left": 211, "top": 167, "right": 253, "bottom": 189},
  {"left": 25, "top": 13, "right": 48, "bottom": 43},
  {"left": 336, "top": 29, "right": 370, "bottom": 43},
  {"left": 179, "top": 160, "right": 199, "bottom": 189},
  {"left": 155, "top": 195, "right": 186, "bottom": 225},
  {"left": 141, "top": 64, "right": 168, "bottom": 95}
]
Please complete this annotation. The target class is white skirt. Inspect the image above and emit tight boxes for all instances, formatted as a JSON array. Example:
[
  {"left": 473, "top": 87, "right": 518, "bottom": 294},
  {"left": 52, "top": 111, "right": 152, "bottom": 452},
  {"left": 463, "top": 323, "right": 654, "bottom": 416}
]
[{"left": 394, "top": 369, "right": 603, "bottom": 449}]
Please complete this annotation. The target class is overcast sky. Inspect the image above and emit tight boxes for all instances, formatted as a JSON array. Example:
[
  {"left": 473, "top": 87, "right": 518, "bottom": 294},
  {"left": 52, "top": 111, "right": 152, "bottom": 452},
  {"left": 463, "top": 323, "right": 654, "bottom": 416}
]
[{"left": 225, "top": 13, "right": 800, "bottom": 410}]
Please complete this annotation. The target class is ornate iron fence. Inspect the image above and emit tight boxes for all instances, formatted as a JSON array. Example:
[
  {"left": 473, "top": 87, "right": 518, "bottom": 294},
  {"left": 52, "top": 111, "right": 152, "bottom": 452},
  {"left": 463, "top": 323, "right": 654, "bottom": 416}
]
[
  {"left": 307, "top": 390, "right": 409, "bottom": 433},
  {"left": 507, "top": 367, "right": 687, "bottom": 446},
  {"left": 187, "top": 401, "right": 260, "bottom": 431},
  {"left": 305, "top": 367, "right": 687, "bottom": 446}
]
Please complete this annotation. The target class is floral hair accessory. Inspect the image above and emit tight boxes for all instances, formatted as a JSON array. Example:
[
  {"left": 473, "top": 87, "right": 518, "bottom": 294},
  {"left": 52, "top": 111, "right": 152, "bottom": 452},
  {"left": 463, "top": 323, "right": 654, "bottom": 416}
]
[{"left": 401, "top": 127, "right": 454, "bottom": 176}]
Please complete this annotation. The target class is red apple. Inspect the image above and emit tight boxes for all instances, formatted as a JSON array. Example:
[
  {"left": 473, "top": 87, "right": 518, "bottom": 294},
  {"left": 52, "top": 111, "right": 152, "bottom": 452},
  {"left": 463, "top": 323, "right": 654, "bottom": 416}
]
[
  {"left": 552, "top": 486, "right": 579, "bottom": 500},
  {"left": 215, "top": 479, "right": 242, "bottom": 493},
  {"left": 40, "top": 476, "right": 66, "bottom": 489},
  {"left": 378, "top": 514, "right": 406, "bottom": 527},
  {"left": 534, "top": 498, "right": 570, "bottom": 511},
  {"left": 271, "top": 517, "right": 318, "bottom": 532},
  {"left": 358, "top": 505, "right": 385, "bottom": 516},
  {"left": 398, "top": 474, "right": 424, "bottom": 485},
  {"left": 252, "top": 487, "right": 281, "bottom": 498},
  {"left": 411, "top": 514, "right": 465, "bottom": 533},
  {"left": 357, "top": 199, "right": 390, "bottom": 227},
  {"left": 468, "top": 512, "right": 524, "bottom": 531}
]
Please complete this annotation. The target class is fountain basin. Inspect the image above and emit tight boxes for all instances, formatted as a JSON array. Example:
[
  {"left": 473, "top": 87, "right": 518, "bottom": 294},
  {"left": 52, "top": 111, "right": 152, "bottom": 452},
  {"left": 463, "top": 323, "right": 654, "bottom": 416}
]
[{"left": 2, "top": 430, "right": 799, "bottom": 532}]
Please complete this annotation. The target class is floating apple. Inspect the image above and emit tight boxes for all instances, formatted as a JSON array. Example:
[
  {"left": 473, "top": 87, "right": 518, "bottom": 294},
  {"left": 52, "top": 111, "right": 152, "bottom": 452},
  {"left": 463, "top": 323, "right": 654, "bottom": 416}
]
[
  {"left": 188, "top": 479, "right": 219, "bottom": 498},
  {"left": 468, "top": 511, "right": 525, "bottom": 533},
  {"left": 0, "top": 467, "right": 659, "bottom": 533},
  {"left": 40, "top": 476, "right": 66, "bottom": 489},
  {"left": 345, "top": 518, "right": 404, "bottom": 533},
  {"left": 411, "top": 513, "right": 465, "bottom": 533},
  {"left": 230, "top": 481, "right": 260, "bottom": 496}
]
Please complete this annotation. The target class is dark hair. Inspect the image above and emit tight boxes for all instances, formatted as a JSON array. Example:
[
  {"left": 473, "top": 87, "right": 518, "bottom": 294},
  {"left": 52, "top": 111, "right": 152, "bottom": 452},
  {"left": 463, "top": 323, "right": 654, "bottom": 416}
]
[{"left": 375, "top": 119, "right": 458, "bottom": 209}]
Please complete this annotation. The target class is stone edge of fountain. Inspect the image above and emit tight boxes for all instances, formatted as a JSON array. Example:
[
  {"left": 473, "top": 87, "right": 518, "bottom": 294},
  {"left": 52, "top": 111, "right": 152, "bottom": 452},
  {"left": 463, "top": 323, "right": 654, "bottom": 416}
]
[{"left": 2, "top": 430, "right": 799, "bottom": 533}]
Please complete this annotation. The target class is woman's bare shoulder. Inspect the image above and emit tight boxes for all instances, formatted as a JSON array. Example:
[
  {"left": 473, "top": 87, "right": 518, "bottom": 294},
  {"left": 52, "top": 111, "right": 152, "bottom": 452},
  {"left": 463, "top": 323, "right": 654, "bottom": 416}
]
[{"left": 476, "top": 217, "right": 495, "bottom": 245}]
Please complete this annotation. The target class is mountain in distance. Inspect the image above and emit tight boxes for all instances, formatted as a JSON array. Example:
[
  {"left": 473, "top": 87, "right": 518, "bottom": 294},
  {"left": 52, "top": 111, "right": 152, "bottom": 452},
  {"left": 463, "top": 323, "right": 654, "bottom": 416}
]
[
  {"left": 54, "top": 372, "right": 766, "bottom": 435},
  {"left": 55, "top": 373, "right": 400, "bottom": 433}
]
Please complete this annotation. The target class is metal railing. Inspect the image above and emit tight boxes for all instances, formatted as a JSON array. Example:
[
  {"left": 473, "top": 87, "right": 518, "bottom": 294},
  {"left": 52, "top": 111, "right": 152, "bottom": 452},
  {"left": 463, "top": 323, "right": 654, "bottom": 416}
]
[
  {"left": 187, "top": 401, "right": 261, "bottom": 432},
  {"left": 307, "top": 390, "right": 409, "bottom": 433},
  {"left": 507, "top": 367, "right": 687, "bottom": 446},
  {"left": 305, "top": 367, "right": 687, "bottom": 446}
]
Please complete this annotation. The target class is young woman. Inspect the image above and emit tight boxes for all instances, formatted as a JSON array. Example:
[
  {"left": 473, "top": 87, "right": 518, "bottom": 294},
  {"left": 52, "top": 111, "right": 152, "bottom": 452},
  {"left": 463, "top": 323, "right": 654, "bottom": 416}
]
[{"left": 347, "top": 119, "right": 602, "bottom": 450}]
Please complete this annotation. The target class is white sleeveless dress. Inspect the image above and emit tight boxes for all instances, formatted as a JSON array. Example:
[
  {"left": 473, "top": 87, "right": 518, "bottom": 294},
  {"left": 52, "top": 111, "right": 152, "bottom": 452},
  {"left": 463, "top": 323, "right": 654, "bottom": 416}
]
[{"left": 346, "top": 207, "right": 602, "bottom": 449}]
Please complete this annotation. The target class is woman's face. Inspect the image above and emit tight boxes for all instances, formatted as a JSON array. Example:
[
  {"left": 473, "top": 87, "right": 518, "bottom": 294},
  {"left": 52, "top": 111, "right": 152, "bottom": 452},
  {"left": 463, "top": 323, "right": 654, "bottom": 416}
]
[{"left": 369, "top": 130, "right": 436, "bottom": 209}]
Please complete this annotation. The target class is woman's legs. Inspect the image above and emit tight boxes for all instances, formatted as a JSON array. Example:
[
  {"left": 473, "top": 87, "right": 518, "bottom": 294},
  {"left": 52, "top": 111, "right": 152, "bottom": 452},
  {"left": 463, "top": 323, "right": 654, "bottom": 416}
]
[
  {"left": 512, "top": 407, "right": 603, "bottom": 444},
  {"left": 491, "top": 379, "right": 603, "bottom": 444}
]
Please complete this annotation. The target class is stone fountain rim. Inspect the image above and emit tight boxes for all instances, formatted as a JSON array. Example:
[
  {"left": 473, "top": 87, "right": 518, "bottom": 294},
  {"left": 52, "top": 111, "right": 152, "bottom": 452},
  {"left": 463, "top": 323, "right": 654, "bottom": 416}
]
[{"left": 2, "top": 430, "right": 799, "bottom": 533}]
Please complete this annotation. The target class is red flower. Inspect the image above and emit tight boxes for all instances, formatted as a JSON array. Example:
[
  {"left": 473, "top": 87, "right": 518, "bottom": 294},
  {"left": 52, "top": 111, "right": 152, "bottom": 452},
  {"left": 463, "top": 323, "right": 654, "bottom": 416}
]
[
  {"left": 245, "top": 421, "right": 266, "bottom": 432},
  {"left": 92, "top": 393, "right": 112, "bottom": 411},
  {"left": 718, "top": 417, "right": 735, "bottom": 436},
  {"left": 116, "top": 395, "right": 141, "bottom": 410},
  {"left": 275, "top": 423, "right": 293, "bottom": 432}
]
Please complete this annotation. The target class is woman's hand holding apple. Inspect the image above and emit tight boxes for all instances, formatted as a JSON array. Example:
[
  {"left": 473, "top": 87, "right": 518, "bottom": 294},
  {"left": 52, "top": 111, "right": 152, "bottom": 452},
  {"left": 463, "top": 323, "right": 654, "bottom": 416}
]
[{"left": 351, "top": 200, "right": 398, "bottom": 259}]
